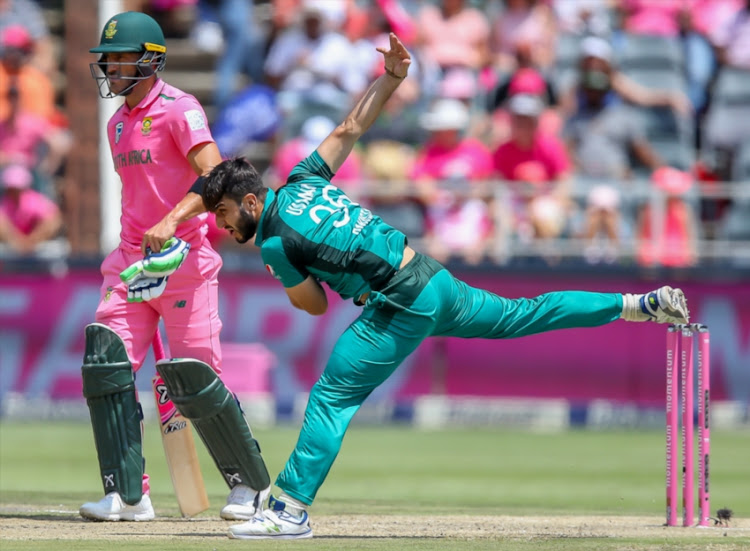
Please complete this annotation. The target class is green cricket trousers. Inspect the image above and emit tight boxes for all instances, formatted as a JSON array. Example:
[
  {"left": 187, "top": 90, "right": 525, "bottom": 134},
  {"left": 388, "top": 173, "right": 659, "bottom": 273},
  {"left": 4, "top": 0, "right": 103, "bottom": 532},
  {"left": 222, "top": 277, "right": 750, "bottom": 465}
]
[{"left": 276, "top": 253, "right": 623, "bottom": 504}]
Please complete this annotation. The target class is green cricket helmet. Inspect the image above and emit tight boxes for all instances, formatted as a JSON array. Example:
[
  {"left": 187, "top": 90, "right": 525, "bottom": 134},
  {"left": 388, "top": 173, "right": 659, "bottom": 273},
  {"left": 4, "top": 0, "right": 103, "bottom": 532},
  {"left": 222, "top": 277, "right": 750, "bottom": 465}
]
[{"left": 89, "top": 11, "right": 167, "bottom": 98}]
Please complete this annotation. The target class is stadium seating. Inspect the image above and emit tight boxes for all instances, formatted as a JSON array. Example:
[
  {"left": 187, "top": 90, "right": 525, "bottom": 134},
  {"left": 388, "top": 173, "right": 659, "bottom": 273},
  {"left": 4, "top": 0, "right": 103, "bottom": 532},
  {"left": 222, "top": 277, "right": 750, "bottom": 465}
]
[
  {"left": 731, "top": 140, "right": 750, "bottom": 182},
  {"left": 621, "top": 68, "right": 687, "bottom": 93},
  {"left": 717, "top": 185, "right": 750, "bottom": 245},
  {"left": 722, "top": 142, "right": 750, "bottom": 245},
  {"left": 638, "top": 107, "right": 695, "bottom": 171},
  {"left": 616, "top": 33, "right": 684, "bottom": 73},
  {"left": 703, "top": 67, "right": 750, "bottom": 151},
  {"left": 553, "top": 33, "right": 583, "bottom": 92},
  {"left": 710, "top": 66, "right": 750, "bottom": 104}
]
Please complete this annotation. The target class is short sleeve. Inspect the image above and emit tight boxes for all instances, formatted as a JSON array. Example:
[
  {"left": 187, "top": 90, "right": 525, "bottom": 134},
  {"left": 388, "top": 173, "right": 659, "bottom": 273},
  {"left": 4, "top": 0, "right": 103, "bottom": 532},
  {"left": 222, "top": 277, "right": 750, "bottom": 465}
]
[
  {"left": 467, "top": 141, "right": 494, "bottom": 179},
  {"left": 31, "top": 193, "right": 60, "bottom": 219},
  {"left": 544, "top": 136, "right": 572, "bottom": 177},
  {"left": 286, "top": 151, "right": 335, "bottom": 185},
  {"left": 168, "top": 97, "right": 215, "bottom": 157},
  {"left": 260, "top": 236, "right": 308, "bottom": 288},
  {"left": 409, "top": 151, "right": 431, "bottom": 180},
  {"left": 492, "top": 143, "right": 514, "bottom": 180}
]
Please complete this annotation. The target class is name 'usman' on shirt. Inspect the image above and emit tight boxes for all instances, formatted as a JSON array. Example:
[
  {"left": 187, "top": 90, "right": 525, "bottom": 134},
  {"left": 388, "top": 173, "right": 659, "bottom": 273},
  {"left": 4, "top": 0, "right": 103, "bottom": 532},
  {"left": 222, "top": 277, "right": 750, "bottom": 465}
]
[
  {"left": 113, "top": 149, "right": 153, "bottom": 169},
  {"left": 285, "top": 184, "right": 316, "bottom": 216}
]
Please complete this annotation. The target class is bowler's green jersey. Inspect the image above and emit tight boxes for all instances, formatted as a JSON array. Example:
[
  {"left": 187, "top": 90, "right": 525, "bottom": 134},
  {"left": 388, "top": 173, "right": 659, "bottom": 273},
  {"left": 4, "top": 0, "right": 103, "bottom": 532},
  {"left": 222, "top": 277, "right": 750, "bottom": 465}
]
[
  {"left": 261, "top": 155, "right": 626, "bottom": 508},
  {"left": 255, "top": 152, "right": 406, "bottom": 301}
]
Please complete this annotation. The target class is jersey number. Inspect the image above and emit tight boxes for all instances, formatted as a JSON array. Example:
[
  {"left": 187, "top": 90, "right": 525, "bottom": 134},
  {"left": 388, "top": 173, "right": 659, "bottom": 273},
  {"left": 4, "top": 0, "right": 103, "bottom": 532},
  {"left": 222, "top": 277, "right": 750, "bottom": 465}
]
[{"left": 309, "top": 185, "right": 354, "bottom": 228}]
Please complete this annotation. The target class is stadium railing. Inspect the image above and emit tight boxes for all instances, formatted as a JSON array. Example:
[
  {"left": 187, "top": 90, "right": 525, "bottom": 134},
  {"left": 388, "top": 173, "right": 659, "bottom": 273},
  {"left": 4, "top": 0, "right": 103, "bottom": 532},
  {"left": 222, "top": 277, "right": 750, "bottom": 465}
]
[{"left": 1, "top": 178, "right": 749, "bottom": 273}]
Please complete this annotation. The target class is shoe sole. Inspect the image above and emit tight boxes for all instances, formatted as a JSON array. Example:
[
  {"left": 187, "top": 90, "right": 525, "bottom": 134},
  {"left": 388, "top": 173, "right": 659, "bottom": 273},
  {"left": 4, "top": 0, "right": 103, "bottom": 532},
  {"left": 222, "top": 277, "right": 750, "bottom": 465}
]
[
  {"left": 79, "top": 510, "right": 155, "bottom": 522},
  {"left": 228, "top": 530, "right": 313, "bottom": 540},
  {"left": 121, "top": 512, "right": 155, "bottom": 521},
  {"left": 221, "top": 512, "right": 255, "bottom": 521},
  {"left": 220, "top": 504, "right": 258, "bottom": 521}
]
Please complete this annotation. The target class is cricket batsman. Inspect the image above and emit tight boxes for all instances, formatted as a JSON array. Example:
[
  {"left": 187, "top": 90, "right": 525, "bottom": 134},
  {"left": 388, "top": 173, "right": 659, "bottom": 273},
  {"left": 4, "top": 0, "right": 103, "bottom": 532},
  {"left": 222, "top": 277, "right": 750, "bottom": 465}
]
[
  {"left": 199, "top": 33, "right": 690, "bottom": 539},
  {"left": 80, "top": 11, "right": 269, "bottom": 521}
]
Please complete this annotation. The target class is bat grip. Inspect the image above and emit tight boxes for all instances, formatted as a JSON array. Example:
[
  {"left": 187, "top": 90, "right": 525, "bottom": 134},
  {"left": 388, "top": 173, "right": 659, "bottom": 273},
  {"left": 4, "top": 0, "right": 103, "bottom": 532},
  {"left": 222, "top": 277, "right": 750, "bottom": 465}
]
[{"left": 152, "top": 329, "right": 166, "bottom": 362}]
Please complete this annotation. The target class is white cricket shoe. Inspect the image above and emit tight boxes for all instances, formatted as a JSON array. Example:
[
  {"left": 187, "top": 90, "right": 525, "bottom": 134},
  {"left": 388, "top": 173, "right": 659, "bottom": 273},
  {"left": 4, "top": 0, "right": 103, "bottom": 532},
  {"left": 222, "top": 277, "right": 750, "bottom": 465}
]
[
  {"left": 623, "top": 286, "right": 689, "bottom": 324},
  {"left": 79, "top": 492, "right": 155, "bottom": 521},
  {"left": 220, "top": 484, "right": 270, "bottom": 520},
  {"left": 227, "top": 495, "right": 313, "bottom": 540}
]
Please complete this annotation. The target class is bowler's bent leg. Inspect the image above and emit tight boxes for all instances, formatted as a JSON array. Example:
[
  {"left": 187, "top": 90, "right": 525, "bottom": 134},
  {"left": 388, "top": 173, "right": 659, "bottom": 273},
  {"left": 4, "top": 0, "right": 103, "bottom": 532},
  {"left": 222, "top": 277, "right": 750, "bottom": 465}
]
[{"left": 276, "top": 305, "right": 434, "bottom": 505}]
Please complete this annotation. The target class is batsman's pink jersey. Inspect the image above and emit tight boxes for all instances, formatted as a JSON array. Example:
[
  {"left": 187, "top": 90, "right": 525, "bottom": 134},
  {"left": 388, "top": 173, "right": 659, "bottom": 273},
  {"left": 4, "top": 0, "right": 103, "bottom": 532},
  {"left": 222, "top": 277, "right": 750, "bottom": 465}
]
[
  {"left": 108, "top": 79, "right": 211, "bottom": 251},
  {"left": 95, "top": 79, "right": 223, "bottom": 377}
]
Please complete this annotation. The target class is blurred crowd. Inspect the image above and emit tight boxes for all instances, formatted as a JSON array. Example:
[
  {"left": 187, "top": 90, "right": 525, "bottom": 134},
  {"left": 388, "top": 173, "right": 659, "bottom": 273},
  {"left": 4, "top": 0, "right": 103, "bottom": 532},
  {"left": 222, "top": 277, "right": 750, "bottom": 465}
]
[
  {"left": 3, "top": 0, "right": 750, "bottom": 268},
  {"left": 0, "top": 0, "right": 70, "bottom": 258}
]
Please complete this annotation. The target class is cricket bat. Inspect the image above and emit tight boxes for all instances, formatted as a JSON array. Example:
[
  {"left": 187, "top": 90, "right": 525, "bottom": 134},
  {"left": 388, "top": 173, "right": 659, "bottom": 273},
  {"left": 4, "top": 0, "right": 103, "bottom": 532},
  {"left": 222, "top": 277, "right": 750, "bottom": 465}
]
[{"left": 152, "top": 333, "right": 210, "bottom": 518}]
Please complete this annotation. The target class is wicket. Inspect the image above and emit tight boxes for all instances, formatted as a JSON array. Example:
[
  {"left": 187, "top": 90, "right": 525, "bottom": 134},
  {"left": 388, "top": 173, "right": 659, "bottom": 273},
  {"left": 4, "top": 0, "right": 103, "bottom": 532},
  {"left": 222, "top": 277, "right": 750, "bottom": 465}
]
[{"left": 666, "top": 323, "right": 711, "bottom": 527}]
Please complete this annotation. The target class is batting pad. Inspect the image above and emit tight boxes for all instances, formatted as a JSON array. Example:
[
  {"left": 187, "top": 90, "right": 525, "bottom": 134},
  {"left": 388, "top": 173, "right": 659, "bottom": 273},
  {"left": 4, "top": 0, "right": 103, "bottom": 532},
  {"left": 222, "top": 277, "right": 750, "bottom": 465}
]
[
  {"left": 156, "top": 358, "right": 271, "bottom": 491},
  {"left": 81, "top": 323, "right": 143, "bottom": 505}
]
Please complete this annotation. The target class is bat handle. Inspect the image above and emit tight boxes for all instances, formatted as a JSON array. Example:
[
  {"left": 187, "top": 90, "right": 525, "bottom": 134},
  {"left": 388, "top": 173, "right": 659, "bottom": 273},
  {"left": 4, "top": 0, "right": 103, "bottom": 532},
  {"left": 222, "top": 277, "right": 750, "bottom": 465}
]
[{"left": 153, "top": 329, "right": 166, "bottom": 362}]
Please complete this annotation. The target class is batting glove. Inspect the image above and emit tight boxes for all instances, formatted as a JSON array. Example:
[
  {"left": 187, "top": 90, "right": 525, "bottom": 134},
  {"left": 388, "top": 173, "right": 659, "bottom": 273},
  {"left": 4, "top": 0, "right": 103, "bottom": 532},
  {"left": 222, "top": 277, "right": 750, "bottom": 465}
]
[
  {"left": 126, "top": 275, "right": 168, "bottom": 303},
  {"left": 120, "top": 237, "right": 191, "bottom": 284}
]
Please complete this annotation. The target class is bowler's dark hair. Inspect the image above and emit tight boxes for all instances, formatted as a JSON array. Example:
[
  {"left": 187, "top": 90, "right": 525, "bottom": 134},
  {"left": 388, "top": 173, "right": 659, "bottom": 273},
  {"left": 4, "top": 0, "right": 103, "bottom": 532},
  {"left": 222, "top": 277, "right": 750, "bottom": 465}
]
[{"left": 202, "top": 157, "right": 267, "bottom": 211}]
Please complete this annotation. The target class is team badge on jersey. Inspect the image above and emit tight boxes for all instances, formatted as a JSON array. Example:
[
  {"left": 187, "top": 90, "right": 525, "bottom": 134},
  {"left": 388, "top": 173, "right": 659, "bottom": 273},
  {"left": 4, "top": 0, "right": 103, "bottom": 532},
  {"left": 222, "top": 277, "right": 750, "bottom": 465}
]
[
  {"left": 184, "top": 109, "right": 206, "bottom": 131},
  {"left": 265, "top": 264, "right": 282, "bottom": 280},
  {"left": 141, "top": 117, "right": 153, "bottom": 136},
  {"left": 115, "top": 122, "right": 123, "bottom": 144}
]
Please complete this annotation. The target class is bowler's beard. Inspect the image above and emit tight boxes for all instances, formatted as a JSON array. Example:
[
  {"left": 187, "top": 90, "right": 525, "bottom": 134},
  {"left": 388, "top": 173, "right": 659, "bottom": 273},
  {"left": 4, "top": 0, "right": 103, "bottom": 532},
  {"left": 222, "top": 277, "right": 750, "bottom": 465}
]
[{"left": 234, "top": 206, "right": 258, "bottom": 243}]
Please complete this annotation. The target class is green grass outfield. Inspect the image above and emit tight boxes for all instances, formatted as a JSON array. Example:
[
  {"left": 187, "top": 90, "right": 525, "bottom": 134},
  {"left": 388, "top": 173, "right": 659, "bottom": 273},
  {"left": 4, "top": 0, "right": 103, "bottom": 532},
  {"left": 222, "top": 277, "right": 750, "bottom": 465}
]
[{"left": 1, "top": 421, "right": 749, "bottom": 550}]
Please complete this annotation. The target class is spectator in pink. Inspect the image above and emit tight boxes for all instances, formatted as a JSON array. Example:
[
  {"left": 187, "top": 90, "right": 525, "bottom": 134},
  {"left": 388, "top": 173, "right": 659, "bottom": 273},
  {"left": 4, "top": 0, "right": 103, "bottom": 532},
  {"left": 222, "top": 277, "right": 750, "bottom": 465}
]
[
  {"left": 491, "top": 0, "right": 557, "bottom": 73},
  {"left": 269, "top": 115, "right": 363, "bottom": 192},
  {"left": 636, "top": 167, "right": 698, "bottom": 268},
  {"left": 372, "top": 0, "right": 417, "bottom": 46},
  {"left": 618, "top": 0, "right": 683, "bottom": 36},
  {"left": 493, "top": 94, "right": 571, "bottom": 242},
  {"left": 411, "top": 98, "right": 495, "bottom": 264},
  {"left": 415, "top": 0, "right": 490, "bottom": 71},
  {"left": 488, "top": 66, "right": 562, "bottom": 147},
  {"left": 437, "top": 67, "right": 491, "bottom": 143},
  {"left": 710, "top": 0, "right": 750, "bottom": 69},
  {"left": 689, "top": 0, "right": 744, "bottom": 39},
  {"left": 0, "top": 84, "right": 72, "bottom": 192},
  {"left": 0, "top": 163, "right": 63, "bottom": 255},
  {"left": 616, "top": 0, "right": 739, "bottom": 39}
]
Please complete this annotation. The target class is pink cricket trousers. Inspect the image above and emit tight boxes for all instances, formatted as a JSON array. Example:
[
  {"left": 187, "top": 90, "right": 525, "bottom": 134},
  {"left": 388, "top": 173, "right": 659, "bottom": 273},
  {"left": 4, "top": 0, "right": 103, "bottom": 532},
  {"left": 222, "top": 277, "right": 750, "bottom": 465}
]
[{"left": 93, "top": 240, "right": 223, "bottom": 494}]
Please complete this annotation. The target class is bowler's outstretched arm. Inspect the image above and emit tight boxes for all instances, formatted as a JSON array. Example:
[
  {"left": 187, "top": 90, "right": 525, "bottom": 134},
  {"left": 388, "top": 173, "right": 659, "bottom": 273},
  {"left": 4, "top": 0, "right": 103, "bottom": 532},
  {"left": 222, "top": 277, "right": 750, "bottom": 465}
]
[{"left": 315, "top": 33, "right": 411, "bottom": 174}]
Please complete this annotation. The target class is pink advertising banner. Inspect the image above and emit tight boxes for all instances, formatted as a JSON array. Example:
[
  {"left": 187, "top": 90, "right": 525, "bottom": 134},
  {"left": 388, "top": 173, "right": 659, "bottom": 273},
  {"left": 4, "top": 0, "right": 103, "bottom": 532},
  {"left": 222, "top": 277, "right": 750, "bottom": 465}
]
[{"left": 1, "top": 270, "right": 749, "bottom": 405}]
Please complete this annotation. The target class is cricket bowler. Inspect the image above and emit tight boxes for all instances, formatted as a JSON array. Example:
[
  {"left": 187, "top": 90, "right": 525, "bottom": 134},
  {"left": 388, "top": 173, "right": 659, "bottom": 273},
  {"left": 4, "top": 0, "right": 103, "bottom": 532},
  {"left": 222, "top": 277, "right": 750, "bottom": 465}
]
[{"left": 199, "top": 33, "right": 690, "bottom": 539}]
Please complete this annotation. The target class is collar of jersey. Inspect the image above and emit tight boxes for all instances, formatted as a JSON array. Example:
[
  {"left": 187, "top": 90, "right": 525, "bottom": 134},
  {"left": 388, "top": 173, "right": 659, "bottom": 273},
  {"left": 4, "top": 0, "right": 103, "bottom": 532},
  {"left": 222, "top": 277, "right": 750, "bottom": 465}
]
[
  {"left": 121, "top": 79, "right": 167, "bottom": 116},
  {"left": 254, "top": 188, "right": 276, "bottom": 245}
]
